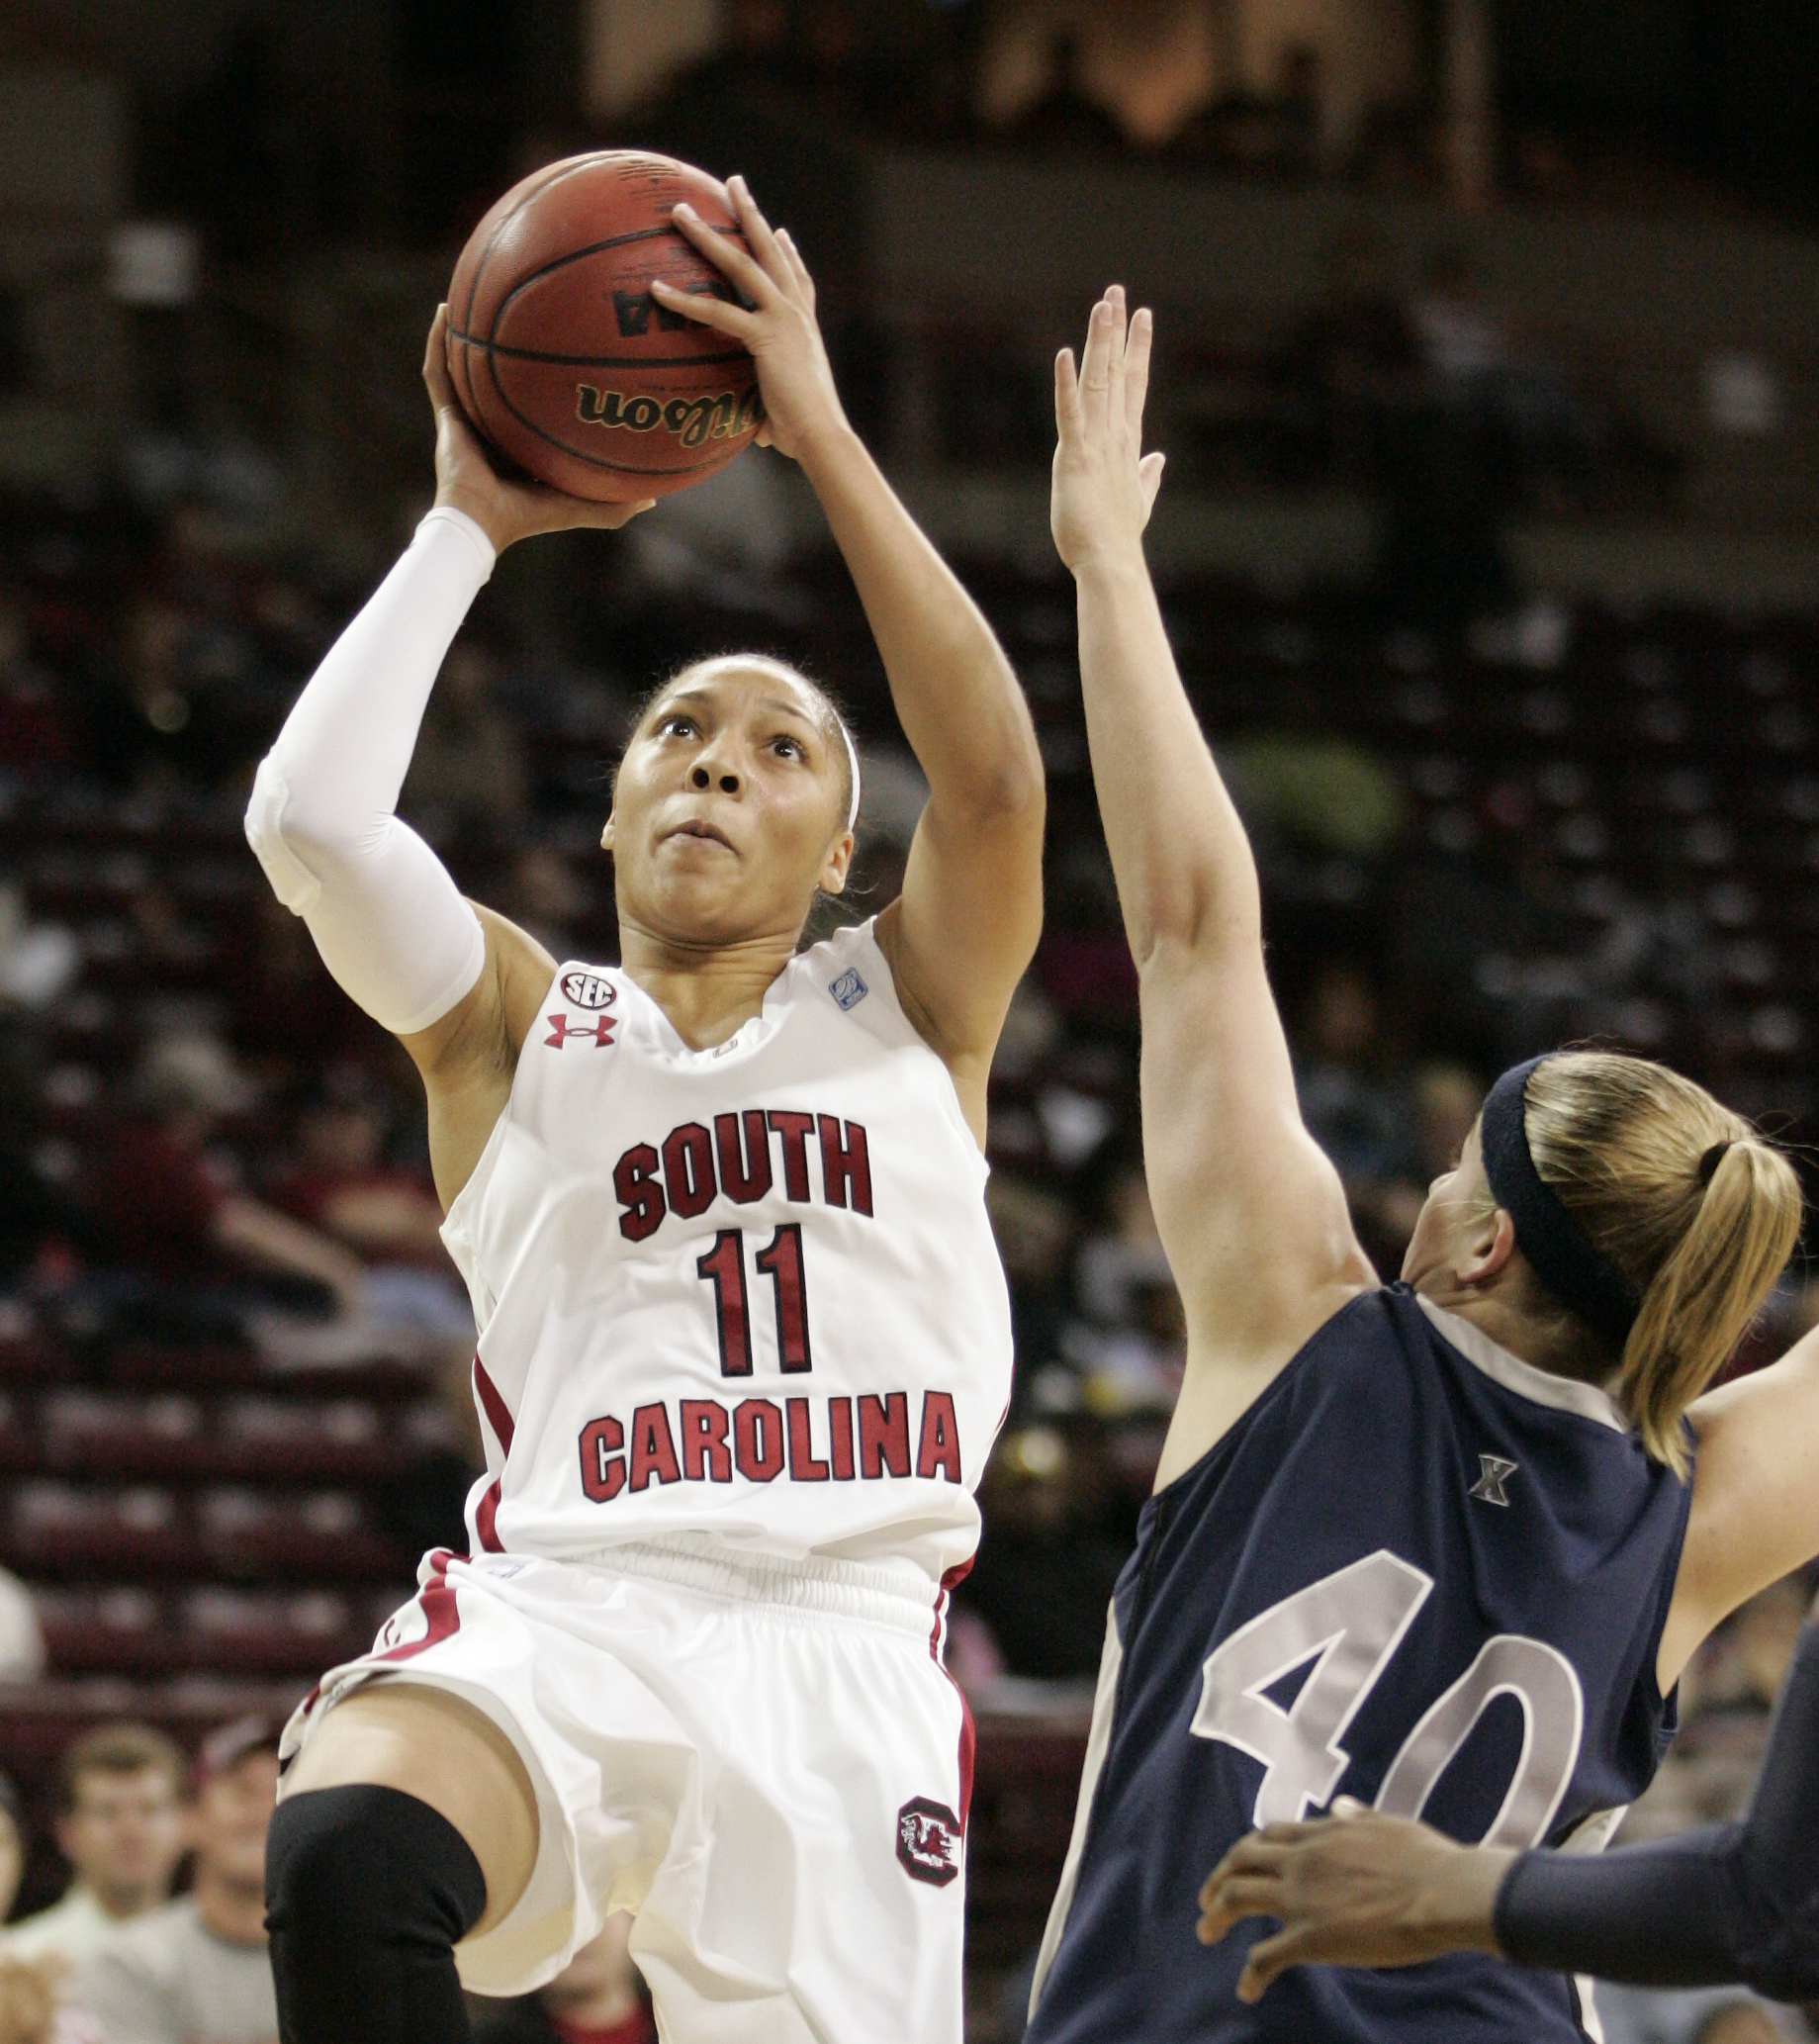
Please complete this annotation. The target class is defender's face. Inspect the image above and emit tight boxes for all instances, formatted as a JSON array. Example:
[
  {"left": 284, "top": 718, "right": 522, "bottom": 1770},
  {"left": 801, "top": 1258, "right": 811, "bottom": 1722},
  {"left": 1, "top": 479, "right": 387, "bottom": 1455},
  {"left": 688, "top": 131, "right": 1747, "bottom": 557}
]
[
  {"left": 604, "top": 664, "right": 852, "bottom": 946},
  {"left": 1401, "top": 1119, "right": 1494, "bottom": 1289}
]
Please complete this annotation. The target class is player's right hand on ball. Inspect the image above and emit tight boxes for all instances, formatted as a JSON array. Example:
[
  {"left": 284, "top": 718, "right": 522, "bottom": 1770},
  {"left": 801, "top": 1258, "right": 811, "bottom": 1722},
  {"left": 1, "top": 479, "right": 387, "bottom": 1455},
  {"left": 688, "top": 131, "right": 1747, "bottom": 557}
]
[
  {"left": 1050, "top": 286, "right": 1166, "bottom": 577},
  {"left": 423, "top": 307, "right": 655, "bottom": 553}
]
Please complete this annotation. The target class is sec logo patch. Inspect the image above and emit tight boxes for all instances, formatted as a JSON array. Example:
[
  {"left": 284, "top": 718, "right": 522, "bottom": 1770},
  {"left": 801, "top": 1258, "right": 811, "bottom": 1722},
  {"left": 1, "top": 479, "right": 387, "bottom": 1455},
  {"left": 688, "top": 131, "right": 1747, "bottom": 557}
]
[
  {"left": 896, "top": 1796, "right": 962, "bottom": 1887},
  {"left": 560, "top": 970, "right": 616, "bottom": 1010}
]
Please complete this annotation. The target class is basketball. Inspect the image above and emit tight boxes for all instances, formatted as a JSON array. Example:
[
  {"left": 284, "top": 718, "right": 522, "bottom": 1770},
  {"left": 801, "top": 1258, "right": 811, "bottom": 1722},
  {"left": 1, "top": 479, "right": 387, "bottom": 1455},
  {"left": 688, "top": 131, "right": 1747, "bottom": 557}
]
[{"left": 445, "top": 151, "right": 763, "bottom": 503}]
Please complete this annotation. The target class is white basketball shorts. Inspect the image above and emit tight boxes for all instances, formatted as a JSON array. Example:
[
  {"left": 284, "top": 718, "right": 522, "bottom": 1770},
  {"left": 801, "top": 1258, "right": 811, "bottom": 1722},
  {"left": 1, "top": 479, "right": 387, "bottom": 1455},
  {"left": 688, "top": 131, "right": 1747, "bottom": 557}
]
[{"left": 278, "top": 1537, "right": 973, "bottom": 2043}]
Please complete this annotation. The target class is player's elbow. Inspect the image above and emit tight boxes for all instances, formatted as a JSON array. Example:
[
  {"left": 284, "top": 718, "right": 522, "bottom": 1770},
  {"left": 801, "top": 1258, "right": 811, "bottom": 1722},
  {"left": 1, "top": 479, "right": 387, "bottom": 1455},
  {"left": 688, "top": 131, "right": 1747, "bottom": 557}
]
[
  {"left": 244, "top": 749, "right": 370, "bottom": 912},
  {"left": 1130, "top": 882, "right": 1260, "bottom": 975}
]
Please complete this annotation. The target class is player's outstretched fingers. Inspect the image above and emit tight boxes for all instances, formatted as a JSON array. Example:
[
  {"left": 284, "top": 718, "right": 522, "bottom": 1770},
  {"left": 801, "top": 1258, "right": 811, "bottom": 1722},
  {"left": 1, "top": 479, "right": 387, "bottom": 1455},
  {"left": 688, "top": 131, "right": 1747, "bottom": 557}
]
[
  {"left": 1055, "top": 347, "right": 1083, "bottom": 436},
  {"left": 570, "top": 495, "right": 657, "bottom": 532},
  {"left": 726, "top": 173, "right": 793, "bottom": 291},
  {"left": 1235, "top": 1925, "right": 1317, "bottom": 2003},
  {"left": 648, "top": 273, "right": 751, "bottom": 337},
  {"left": 422, "top": 305, "right": 472, "bottom": 424},
  {"left": 668, "top": 201, "right": 773, "bottom": 311},
  {"left": 773, "top": 226, "right": 816, "bottom": 307},
  {"left": 1195, "top": 1871, "right": 1286, "bottom": 1943},
  {"left": 1125, "top": 306, "right": 1156, "bottom": 439},
  {"left": 1078, "top": 298, "right": 1116, "bottom": 430},
  {"left": 1105, "top": 285, "right": 1129, "bottom": 443}
]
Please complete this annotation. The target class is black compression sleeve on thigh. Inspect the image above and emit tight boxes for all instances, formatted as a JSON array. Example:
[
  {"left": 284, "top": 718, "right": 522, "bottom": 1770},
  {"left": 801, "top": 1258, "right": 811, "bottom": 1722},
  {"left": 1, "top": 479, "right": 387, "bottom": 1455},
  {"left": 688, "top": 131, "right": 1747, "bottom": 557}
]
[
  {"left": 266, "top": 1785, "right": 489, "bottom": 2044},
  {"left": 1497, "top": 1623, "right": 1819, "bottom": 2001}
]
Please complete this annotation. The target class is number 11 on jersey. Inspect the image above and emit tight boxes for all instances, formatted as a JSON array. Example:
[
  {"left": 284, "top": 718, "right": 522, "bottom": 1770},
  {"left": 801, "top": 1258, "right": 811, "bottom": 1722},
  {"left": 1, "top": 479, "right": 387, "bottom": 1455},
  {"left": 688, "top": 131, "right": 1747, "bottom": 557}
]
[{"left": 697, "top": 1226, "right": 813, "bottom": 1377}]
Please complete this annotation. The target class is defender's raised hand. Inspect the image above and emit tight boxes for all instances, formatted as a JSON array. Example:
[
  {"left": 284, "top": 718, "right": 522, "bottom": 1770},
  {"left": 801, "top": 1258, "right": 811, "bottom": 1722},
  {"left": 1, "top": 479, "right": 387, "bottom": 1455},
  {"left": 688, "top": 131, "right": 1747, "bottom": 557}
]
[
  {"left": 1051, "top": 285, "right": 1166, "bottom": 576},
  {"left": 654, "top": 174, "right": 849, "bottom": 464},
  {"left": 424, "top": 306, "right": 653, "bottom": 552}
]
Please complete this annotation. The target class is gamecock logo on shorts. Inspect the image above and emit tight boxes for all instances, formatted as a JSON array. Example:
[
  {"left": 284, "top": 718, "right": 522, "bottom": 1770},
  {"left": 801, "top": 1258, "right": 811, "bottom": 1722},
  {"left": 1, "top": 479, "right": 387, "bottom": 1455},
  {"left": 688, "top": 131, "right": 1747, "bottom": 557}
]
[
  {"left": 560, "top": 970, "right": 616, "bottom": 1010},
  {"left": 895, "top": 1797, "right": 962, "bottom": 1887}
]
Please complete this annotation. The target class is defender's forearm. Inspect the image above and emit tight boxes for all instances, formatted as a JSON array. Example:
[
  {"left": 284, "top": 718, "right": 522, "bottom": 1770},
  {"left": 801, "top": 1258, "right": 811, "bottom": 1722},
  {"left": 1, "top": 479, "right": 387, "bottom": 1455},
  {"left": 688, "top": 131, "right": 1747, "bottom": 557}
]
[
  {"left": 1073, "top": 547, "right": 1259, "bottom": 967},
  {"left": 1497, "top": 1620, "right": 1819, "bottom": 1999}
]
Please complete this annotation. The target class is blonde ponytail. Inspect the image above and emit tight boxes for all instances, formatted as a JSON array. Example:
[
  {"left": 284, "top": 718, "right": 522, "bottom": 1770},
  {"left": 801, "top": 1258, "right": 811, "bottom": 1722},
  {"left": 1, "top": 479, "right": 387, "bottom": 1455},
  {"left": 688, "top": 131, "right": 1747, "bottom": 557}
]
[{"left": 1522, "top": 1054, "right": 1803, "bottom": 1474}]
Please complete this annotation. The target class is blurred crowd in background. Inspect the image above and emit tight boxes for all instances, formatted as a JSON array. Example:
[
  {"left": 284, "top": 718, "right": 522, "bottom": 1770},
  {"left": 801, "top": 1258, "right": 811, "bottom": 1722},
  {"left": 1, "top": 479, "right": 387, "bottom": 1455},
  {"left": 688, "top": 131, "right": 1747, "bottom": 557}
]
[
  {"left": 3, "top": 0, "right": 1819, "bottom": 2038},
  {"left": 2, "top": 383, "right": 1816, "bottom": 2038}
]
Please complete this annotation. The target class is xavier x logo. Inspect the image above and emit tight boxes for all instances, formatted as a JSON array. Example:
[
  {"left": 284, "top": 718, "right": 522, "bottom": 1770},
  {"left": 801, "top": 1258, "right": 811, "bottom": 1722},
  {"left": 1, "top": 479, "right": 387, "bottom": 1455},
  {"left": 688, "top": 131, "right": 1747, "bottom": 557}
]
[
  {"left": 545, "top": 1013, "right": 617, "bottom": 1050},
  {"left": 1469, "top": 1454, "right": 1519, "bottom": 1508}
]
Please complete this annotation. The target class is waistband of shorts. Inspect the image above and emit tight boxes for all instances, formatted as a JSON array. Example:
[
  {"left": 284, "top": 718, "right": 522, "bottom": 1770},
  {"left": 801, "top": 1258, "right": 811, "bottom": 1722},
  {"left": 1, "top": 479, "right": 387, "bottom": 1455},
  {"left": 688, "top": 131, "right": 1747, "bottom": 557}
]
[{"left": 561, "top": 1533, "right": 941, "bottom": 1635}]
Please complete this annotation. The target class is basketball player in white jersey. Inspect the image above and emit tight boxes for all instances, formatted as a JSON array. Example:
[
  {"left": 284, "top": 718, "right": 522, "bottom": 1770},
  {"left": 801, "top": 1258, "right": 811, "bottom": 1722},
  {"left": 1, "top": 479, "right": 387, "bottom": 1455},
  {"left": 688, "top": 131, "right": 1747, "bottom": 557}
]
[{"left": 249, "top": 178, "right": 1044, "bottom": 2044}]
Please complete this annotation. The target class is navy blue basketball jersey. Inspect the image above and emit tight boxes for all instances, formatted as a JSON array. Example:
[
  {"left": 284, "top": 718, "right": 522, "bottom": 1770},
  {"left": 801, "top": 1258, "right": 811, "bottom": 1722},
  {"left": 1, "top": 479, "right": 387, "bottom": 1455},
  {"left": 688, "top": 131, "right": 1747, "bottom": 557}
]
[{"left": 1027, "top": 1283, "right": 1691, "bottom": 2044}]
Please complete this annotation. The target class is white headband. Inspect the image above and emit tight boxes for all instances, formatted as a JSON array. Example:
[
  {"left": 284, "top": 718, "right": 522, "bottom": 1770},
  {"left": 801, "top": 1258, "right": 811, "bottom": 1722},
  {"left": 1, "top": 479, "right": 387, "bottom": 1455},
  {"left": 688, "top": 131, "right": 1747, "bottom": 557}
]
[{"left": 838, "top": 719, "right": 862, "bottom": 833}]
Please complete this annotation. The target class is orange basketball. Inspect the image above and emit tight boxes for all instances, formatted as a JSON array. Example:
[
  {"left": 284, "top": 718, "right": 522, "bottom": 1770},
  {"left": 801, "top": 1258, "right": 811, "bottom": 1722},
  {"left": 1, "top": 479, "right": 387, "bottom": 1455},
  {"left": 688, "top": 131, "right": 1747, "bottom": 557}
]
[{"left": 445, "top": 152, "right": 763, "bottom": 503}]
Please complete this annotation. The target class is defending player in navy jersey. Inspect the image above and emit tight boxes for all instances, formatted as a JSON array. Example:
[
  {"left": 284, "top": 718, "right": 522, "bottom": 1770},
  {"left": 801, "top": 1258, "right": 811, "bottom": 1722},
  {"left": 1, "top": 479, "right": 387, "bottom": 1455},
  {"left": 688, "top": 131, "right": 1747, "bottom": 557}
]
[
  {"left": 244, "top": 179, "right": 1044, "bottom": 2044},
  {"left": 1028, "top": 286, "right": 1819, "bottom": 2043}
]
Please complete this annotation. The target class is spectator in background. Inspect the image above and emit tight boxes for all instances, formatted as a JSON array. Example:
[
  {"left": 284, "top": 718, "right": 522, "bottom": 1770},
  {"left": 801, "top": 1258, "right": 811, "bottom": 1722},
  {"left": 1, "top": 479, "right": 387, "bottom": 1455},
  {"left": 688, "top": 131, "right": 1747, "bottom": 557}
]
[
  {"left": 985, "top": 1173, "right": 1078, "bottom": 1392},
  {"left": 1371, "top": 243, "right": 1517, "bottom": 637},
  {"left": 0, "top": 590, "right": 71, "bottom": 778},
  {"left": 73, "top": 1719, "right": 280, "bottom": 2044},
  {"left": 955, "top": 1426, "right": 1130, "bottom": 1681},
  {"left": 0, "top": 1570, "right": 44, "bottom": 1684},
  {"left": 1064, "top": 1161, "right": 1183, "bottom": 1415},
  {"left": 266, "top": 1067, "right": 446, "bottom": 1267},
  {"left": 470, "top": 1914, "right": 654, "bottom": 2044},
  {"left": 1293, "top": 964, "right": 1405, "bottom": 1186},
  {"left": 6, "top": 1726, "right": 186, "bottom": 1966},
  {"left": 225, "top": 893, "right": 377, "bottom": 1081},
  {"left": 0, "top": 1768, "right": 66, "bottom": 2044},
  {"left": 0, "top": 1770, "right": 25, "bottom": 1922},
  {"left": 100, "top": 1036, "right": 365, "bottom": 1333},
  {"left": 401, "top": 639, "right": 527, "bottom": 838},
  {"left": 1595, "top": 1984, "right": 1790, "bottom": 2044},
  {"left": 501, "top": 843, "right": 591, "bottom": 966},
  {"left": 1272, "top": 224, "right": 1418, "bottom": 486},
  {"left": 81, "top": 600, "right": 237, "bottom": 798},
  {"left": 263, "top": 1065, "right": 477, "bottom": 1349},
  {"left": 1352, "top": 1060, "right": 1484, "bottom": 1263}
]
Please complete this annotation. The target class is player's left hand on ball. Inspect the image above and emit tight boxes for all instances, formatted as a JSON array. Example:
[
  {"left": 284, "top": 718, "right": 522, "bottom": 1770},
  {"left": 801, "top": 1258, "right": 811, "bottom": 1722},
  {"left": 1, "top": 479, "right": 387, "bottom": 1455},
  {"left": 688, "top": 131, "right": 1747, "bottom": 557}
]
[
  {"left": 655, "top": 175, "right": 850, "bottom": 466},
  {"left": 1050, "top": 286, "right": 1166, "bottom": 576},
  {"left": 1195, "top": 1804, "right": 1508, "bottom": 2002},
  {"left": 423, "top": 307, "right": 655, "bottom": 552}
]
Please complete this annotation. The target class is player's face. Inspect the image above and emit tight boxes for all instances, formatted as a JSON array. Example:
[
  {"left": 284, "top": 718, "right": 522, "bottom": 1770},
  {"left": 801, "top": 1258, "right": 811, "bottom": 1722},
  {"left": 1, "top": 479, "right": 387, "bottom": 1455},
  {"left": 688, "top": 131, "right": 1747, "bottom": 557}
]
[
  {"left": 57, "top": 1766, "right": 185, "bottom": 1898},
  {"left": 1401, "top": 1119, "right": 1495, "bottom": 1289},
  {"left": 604, "top": 663, "right": 853, "bottom": 946}
]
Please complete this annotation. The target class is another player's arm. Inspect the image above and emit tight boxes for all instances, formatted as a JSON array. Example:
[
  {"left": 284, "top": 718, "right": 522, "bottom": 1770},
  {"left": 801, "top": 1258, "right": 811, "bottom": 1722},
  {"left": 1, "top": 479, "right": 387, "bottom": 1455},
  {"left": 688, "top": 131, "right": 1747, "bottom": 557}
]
[
  {"left": 247, "top": 311, "right": 647, "bottom": 1208},
  {"left": 656, "top": 180, "right": 1046, "bottom": 1144},
  {"left": 1051, "top": 290, "right": 1373, "bottom": 1481},
  {"left": 1654, "top": 1319, "right": 1819, "bottom": 1688},
  {"left": 1199, "top": 1610, "right": 1819, "bottom": 2005}
]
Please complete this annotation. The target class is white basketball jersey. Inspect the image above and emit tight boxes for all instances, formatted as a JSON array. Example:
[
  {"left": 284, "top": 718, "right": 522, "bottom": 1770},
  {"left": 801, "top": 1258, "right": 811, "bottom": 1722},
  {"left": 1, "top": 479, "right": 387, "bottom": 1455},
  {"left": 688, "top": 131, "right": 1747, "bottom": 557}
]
[{"left": 439, "top": 919, "right": 1013, "bottom": 1587}]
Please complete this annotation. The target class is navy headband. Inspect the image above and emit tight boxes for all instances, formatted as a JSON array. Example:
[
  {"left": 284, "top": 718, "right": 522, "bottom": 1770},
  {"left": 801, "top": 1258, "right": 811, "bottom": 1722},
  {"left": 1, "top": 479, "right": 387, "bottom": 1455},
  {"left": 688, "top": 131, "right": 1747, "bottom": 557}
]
[{"left": 1479, "top": 1057, "right": 1642, "bottom": 1348}]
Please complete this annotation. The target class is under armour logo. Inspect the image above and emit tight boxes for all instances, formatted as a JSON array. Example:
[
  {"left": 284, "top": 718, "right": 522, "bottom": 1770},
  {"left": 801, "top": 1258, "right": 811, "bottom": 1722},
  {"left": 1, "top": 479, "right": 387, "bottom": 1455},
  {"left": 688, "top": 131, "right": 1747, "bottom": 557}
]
[
  {"left": 1469, "top": 1454, "right": 1519, "bottom": 1507},
  {"left": 544, "top": 1012, "right": 617, "bottom": 1050}
]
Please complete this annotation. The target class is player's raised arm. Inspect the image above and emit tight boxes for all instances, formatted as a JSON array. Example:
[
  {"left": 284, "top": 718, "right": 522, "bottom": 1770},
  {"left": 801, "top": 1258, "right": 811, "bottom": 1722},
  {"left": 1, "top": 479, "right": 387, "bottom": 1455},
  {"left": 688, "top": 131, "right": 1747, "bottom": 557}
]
[
  {"left": 1051, "top": 288, "right": 1372, "bottom": 1478},
  {"left": 1655, "top": 1313, "right": 1819, "bottom": 1684},
  {"left": 656, "top": 177, "right": 1045, "bottom": 1142},
  {"left": 245, "top": 311, "right": 650, "bottom": 1206}
]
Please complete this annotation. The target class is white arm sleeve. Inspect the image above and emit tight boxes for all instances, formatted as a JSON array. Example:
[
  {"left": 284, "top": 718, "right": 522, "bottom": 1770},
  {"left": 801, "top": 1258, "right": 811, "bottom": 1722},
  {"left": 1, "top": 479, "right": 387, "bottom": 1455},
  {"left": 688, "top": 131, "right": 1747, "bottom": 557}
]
[{"left": 244, "top": 507, "right": 496, "bottom": 1036}]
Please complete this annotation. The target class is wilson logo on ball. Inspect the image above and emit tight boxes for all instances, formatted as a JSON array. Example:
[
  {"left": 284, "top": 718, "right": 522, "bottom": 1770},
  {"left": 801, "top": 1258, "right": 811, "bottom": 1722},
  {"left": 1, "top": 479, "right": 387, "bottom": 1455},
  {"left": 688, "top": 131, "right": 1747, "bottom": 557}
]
[{"left": 575, "top": 385, "right": 764, "bottom": 448}]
